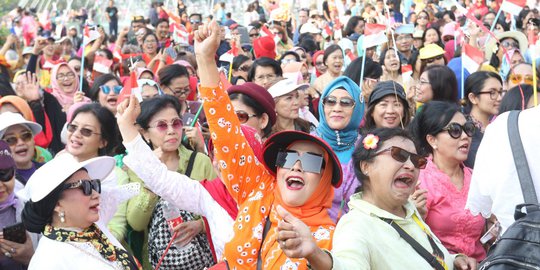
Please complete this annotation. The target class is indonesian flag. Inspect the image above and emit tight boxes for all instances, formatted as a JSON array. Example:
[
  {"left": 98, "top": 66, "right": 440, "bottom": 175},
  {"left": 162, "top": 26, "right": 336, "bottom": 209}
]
[
  {"left": 93, "top": 55, "right": 113, "bottom": 74},
  {"left": 83, "top": 25, "right": 100, "bottom": 46},
  {"left": 219, "top": 70, "right": 232, "bottom": 90},
  {"left": 363, "top": 24, "right": 387, "bottom": 49},
  {"left": 112, "top": 48, "right": 123, "bottom": 62},
  {"left": 322, "top": 25, "right": 333, "bottom": 39},
  {"left": 462, "top": 44, "right": 484, "bottom": 73},
  {"left": 346, "top": 50, "right": 357, "bottom": 62},
  {"left": 500, "top": 0, "right": 526, "bottom": 16},
  {"left": 260, "top": 25, "right": 281, "bottom": 44},
  {"left": 118, "top": 71, "right": 140, "bottom": 103},
  {"left": 219, "top": 40, "right": 239, "bottom": 63},
  {"left": 172, "top": 24, "right": 189, "bottom": 45},
  {"left": 401, "top": 64, "right": 413, "bottom": 78}
]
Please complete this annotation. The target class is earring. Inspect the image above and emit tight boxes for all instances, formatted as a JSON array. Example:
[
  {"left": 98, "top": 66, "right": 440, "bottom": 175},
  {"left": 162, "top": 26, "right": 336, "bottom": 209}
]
[
  {"left": 364, "top": 171, "right": 369, "bottom": 176},
  {"left": 59, "top": 212, "right": 65, "bottom": 223},
  {"left": 433, "top": 145, "right": 438, "bottom": 150}
]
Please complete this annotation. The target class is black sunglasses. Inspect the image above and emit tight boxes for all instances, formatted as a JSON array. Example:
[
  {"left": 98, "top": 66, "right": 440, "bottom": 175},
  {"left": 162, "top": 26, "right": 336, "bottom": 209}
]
[
  {"left": 276, "top": 150, "right": 325, "bottom": 174},
  {"left": 423, "top": 55, "right": 444, "bottom": 64},
  {"left": 375, "top": 146, "right": 427, "bottom": 169},
  {"left": 63, "top": 179, "right": 101, "bottom": 196},
  {"left": 322, "top": 96, "right": 356, "bottom": 108},
  {"left": 0, "top": 167, "right": 15, "bottom": 182},
  {"left": 441, "top": 122, "right": 476, "bottom": 139}
]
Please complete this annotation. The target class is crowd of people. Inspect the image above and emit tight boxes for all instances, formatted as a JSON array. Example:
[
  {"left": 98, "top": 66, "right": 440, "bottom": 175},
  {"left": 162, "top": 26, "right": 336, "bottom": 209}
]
[{"left": 0, "top": 0, "right": 539, "bottom": 269}]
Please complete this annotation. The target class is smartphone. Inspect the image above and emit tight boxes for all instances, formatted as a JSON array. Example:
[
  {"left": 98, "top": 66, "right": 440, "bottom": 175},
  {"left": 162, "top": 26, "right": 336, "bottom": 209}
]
[
  {"left": 480, "top": 221, "right": 500, "bottom": 244},
  {"left": 3, "top": 223, "right": 27, "bottom": 244}
]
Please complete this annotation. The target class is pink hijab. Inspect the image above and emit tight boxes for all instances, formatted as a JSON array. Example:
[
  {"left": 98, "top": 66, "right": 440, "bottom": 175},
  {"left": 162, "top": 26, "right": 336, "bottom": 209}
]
[{"left": 50, "top": 63, "right": 89, "bottom": 109}]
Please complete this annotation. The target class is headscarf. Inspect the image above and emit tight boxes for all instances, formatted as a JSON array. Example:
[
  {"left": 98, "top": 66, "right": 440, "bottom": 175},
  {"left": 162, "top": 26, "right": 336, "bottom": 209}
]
[
  {"left": 312, "top": 50, "right": 325, "bottom": 77},
  {"left": 50, "top": 63, "right": 88, "bottom": 109},
  {"left": 316, "top": 76, "right": 364, "bottom": 164}
]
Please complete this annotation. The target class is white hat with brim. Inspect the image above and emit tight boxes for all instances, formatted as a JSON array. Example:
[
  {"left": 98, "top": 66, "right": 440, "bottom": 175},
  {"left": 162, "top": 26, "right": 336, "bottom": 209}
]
[
  {"left": 19, "top": 154, "right": 115, "bottom": 202},
  {"left": 0, "top": 112, "right": 42, "bottom": 138},
  {"left": 268, "top": 78, "right": 309, "bottom": 98},
  {"left": 300, "top": 21, "right": 321, "bottom": 34},
  {"left": 485, "top": 31, "right": 528, "bottom": 62}
]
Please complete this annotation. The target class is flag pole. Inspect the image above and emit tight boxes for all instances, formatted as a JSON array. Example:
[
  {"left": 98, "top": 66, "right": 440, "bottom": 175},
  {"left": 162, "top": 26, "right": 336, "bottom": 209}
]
[
  {"left": 484, "top": 9, "right": 502, "bottom": 45},
  {"left": 79, "top": 23, "right": 87, "bottom": 92},
  {"left": 359, "top": 50, "right": 367, "bottom": 103},
  {"left": 228, "top": 62, "right": 233, "bottom": 82},
  {"left": 461, "top": 57, "right": 465, "bottom": 100},
  {"left": 533, "top": 49, "right": 538, "bottom": 106}
]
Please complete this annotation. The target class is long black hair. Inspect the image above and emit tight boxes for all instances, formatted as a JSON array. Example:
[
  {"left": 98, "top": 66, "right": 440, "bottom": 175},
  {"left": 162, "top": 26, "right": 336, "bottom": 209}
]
[{"left": 499, "top": 84, "right": 535, "bottom": 114}]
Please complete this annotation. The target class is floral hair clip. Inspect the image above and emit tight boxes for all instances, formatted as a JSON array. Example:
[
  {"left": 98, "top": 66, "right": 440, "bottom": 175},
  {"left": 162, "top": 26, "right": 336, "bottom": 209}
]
[{"left": 363, "top": 134, "right": 379, "bottom": 150}]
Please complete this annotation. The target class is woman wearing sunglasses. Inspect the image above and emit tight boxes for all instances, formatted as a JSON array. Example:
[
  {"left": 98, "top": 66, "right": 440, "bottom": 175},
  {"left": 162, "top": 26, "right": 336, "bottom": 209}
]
[
  {"left": 505, "top": 62, "right": 538, "bottom": 91},
  {"left": 118, "top": 20, "right": 343, "bottom": 269},
  {"left": 315, "top": 76, "right": 364, "bottom": 222},
  {"left": 0, "top": 112, "right": 45, "bottom": 184},
  {"left": 122, "top": 95, "right": 216, "bottom": 269},
  {"left": 418, "top": 44, "right": 446, "bottom": 73},
  {"left": 463, "top": 71, "right": 504, "bottom": 168},
  {"left": 0, "top": 141, "right": 38, "bottom": 269},
  {"left": 21, "top": 154, "right": 140, "bottom": 269},
  {"left": 409, "top": 101, "right": 485, "bottom": 261},
  {"left": 276, "top": 127, "right": 477, "bottom": 269},
  {"left": 88, "top": 74, "right": 123, "bottom": 115}
]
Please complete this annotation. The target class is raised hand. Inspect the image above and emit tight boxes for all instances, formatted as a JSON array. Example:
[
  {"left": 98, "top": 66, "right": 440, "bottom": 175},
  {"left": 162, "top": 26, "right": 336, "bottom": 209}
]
[
  {"left": 18, "top": 72, "right": 41, "bottom": 102},
  {"left": 194, "top": 20, "right": 221, "bottom": 60},
  {"left": 276, "top": 205, "right": 318, "bottom": 259},
  {"left": 116, "top": 95, "right": 141, "bottom": 142},
  {"left": 32, "top": 38, "right": 48, "bottom": 55}
]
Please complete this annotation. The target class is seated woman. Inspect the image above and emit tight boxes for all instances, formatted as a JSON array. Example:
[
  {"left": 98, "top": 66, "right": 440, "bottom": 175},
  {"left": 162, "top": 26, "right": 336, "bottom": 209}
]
[
  {"left": 362, "top": 81, "right": 411, "bottom": 131},
  {"left": 276, "top": 128, "right": 477, "bottom": 269},
  {"left": 116, "top": 20, "right": 344, "bottom": 269},
  {"left": 0, "top": 141, "right": 37, "bottom": 270},
  {"left": 20, "top": 154, "right": 139, "bottom": 269},
  {"left": 409, "top": 101, "right": 486, "bottom": 261}
]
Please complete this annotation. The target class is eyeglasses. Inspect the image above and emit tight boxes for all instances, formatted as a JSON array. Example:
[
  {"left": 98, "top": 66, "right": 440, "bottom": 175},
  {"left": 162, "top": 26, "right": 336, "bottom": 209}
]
[
  {"left": 67, "top": 124, "right": 101, "bottom": 137},
  {"left": 441, "top": 122, "right": 476, "bottom": 139},
  {"left": 423, "top": 55, "right": 444, "bottom": 64},
  {"left": 165, "top": 85, "right": 191, "bottom": 97},
  {"left": 315, "top": 61, "right": 325, "bottom": 66},
  {"left": 396, "top": 35, "right": 413, "bottom": 42},
  {"left": 63, "top": 179, "right": 101, "bottom": 196},
  {"left": 249, "top": 33, "right": 259, "bottom": 38},
  {"left": 302, "top": 73, "right": 310, "bottom": 80},
  {"left": 276, "top": 150, "right": 325, "bottom": 174},
  {"left": 57, "top": 72, "right": 76, "bottom": 81},
  {"left": 190, "top": 19, "right": 201, "bottom": 24},
  {"left": 322, "top": 96, "right": 356, "bottom": 108},
  {"left": 3, "top": 131, "right": 33, "bottom": 146},
  {"left": 149, "top": 118, "right": 183, "bottom": 132},
  {"left": 238, "top": 65, "right": 251, "bottom": 72},
  {"left": 99, "top": 85, "right": 123, "bottom": 95},
  {"left": 418, "top": 16, "right": 428, "bottom": 20},
  {"left": 236, "top": 111, "right": 258, "bottom": 123},
  {"left": 0, "top": 167, "right": 15, "bottom": 182},
  {"left": 509, "top": 74, "right": 534, "bottom": 85},
  {"left": 477, "top": 89, "right": 507, "bottom": 100},
  {"left": 375, "top": 146, "right": 427, "bottom": 169},
  {"left": 500, "top": 40, "right": 519, "bottom": 49},
  {"left": 281, "top": 59, "right": 297, "bottom": 65},
  {"left": 299, "top": 54, "right": 307, "bottom": 59}
]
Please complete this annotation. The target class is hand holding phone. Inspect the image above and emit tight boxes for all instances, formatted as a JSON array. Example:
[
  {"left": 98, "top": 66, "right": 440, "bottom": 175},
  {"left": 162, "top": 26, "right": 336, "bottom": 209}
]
[
  {"left": 2, "top": 223, "right": 27, "bottom": 244},
  {"left": 480, "top": 221, "right": 501, "bottom": 244}
]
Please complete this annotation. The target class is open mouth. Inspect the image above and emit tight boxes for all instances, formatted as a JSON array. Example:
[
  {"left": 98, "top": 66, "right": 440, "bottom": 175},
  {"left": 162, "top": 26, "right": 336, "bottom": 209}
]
[
  {"left": 89, "top": 203, "right": 100, "bottom": 212},
  {"left": 14, "top": 147, "right": 29, "bottom": 156},
  {"left": 69, "top": 139, "right": 83, "bottom": 149},
  {"left": 107, "top": 96, "right": 118, "bottom": 106},
  {"left": 458, "top": 143, "right": 469, "bottom": 152},
  {"left": 286, "top": 176, "right": 305, "bottom": 190},
  {"left": 393, "top": 173, "right": 414, "bottom": 189}
]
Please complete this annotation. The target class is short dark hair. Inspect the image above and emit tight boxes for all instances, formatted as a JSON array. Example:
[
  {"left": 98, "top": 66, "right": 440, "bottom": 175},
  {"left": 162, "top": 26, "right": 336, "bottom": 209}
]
[
  {"left": 344, "top": 57, "right": 383, "bottom": 85},
  {"left": 499, "top": 84, "right": 535, "bottom": 114},
  {"left": 88, "top": 74, "right": 122, "bottom": 101},
  {"left": 464, "top": 71, "right": 502, "bottom": 111},
  {"left": 136, "top": 95, "right": 182, "bottom": 130},
  {"left": 323, "top": 44, "right": 343, "bottom": 66},
  {"left": 279, "top": 51, "right": 301, "bottom": 62},
  {"left": 232, "top": 55, "right": 251, "bottom": 71},
  {"left": 380, "top": 48, "right": 402, "bottom": 75},
  {"left": 247, "top": 57, "right": 283, "bottom": 82},
  {"left": 158, "top": 64, "right": 190, "bottom": 87},
  {"left": 423, "top": 65, "right": 458, "bottom": 103}
]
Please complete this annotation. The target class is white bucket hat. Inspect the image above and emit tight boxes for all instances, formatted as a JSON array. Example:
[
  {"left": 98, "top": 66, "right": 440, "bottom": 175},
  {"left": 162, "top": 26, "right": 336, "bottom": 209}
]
[
  {"left": 0, "top": 111, "right": 42, "bottom": 138},
  {"left": 268, "top": 78, "right": 309, "bottom": 98}
]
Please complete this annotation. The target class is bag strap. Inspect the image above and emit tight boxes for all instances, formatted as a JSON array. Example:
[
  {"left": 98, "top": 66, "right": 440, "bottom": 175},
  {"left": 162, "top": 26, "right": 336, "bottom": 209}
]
[
  {"left": 185, "top": 150, "right": 198, "bottom": 178},
  {"left": 256, "top": 217, "right": 272, "bottom": 270},
  {"left": 507, "top": 110, "right": 537, "bottom": 204},
  {"left": 380, "top": 218, "right": 445, "bottom": 270}
]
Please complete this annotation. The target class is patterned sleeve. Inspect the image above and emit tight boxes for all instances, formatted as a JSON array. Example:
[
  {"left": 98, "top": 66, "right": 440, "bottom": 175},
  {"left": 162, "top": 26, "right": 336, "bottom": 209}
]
[{"left": 199, "top": 86, "right": 273, "bottom": 206}]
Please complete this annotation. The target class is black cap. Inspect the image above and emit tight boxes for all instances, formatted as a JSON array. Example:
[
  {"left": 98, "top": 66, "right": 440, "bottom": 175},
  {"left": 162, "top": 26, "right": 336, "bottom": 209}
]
[{"left": 368, "top": 81, "right": 408, "bottom": 107}]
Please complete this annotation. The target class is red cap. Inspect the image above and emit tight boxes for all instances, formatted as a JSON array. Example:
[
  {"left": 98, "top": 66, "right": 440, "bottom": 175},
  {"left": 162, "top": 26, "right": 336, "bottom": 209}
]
[{"left": 253, "top": 36, "right": 276, "bottom": 59}]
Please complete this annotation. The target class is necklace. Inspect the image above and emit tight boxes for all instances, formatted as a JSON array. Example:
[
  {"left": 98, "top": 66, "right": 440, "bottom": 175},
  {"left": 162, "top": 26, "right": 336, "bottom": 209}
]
[{"left": 334, "top": 130, "right": 356, "bottom": 148}]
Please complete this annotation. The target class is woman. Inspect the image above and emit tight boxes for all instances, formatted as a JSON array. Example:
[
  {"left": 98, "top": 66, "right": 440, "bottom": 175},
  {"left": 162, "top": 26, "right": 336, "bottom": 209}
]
[
  {"left": 141, "top": 33, "right": 159, "bottom": 65},
  {"left": 275, "top": 128, "right": 477, "bottom": 269},
  {"left": 0, "top": 112, "right": 44, "bottom": 184},
  {"left": 312, "top": 50, "right": 327, "bottom": 78},
  {"left": 343, "top": 56, "right": 383, "bottom": 103},
  {"left": 88, "top": 74, "right": 122, "bottom": 115},
  {"left": 0, "top": 141, "right": 37, "bottom": 270},
  {"left": 231, "top": 55, "right": 252, "bottom": 85},
  {"left": 313, "top": 45, "right": 344, "bottom": 94},
  {"left": 343, "top": 16, "right": 365, "bottom": 37},
  {"left": 409, "top": 101, "right": 486, "bottom": 261},
  {"left": 119, "top": 20, "right": 342, "bottom": 269},
  {"left": 415, "top": 10, "right": 430, "bottom": 32},
  {"left": 158, "top": 64, "right": 192, "bottom": 114},
  {"left": 416, "top": 65, "right": 458, "bottom": 104},
  {"left": 137, "top": 79, "right": 163, "bottom": 101},
  {"left": 422, "top": 27, "right": 445, "bottom": 49},
  {"left": 379, "top": 48, "right": 403, "bottom": 84},
  {"left": 363, "top": 81, "right": 411, "bottom": 131},
  {"left": 505, "top": 63, "right": 538, "bottom": 91},
  {"left": 243, "top": 3, "right": 260, "bottom": 26},
  {"left": 20, "top": 153, "right": 139, "bottom": 269},
  {"left": 419, "top": 44, "right": 446, "bottom": 73},
  {"left": 499, "top": 84, "right": 539, "bottom": 113},
  {"left": 280, "top": 51, "right": 301, "bottom": 65},
  {"left": 463, "top": 71, "right": 504, "bottom": 168},
  {"left": 50, "top": 63, "right": 90, "bottom": 112},
  {"left": 315, "top": 76, "right": 364, "bottom": 221},
  {"left": 268, "top": 78, "right": 312, "bottom": 134},
  {"left": 247, "top": 57, "right": 283, "bottom": 89},
  {"left": 124, "top": 95, "right": 216, "bottom": 269}
]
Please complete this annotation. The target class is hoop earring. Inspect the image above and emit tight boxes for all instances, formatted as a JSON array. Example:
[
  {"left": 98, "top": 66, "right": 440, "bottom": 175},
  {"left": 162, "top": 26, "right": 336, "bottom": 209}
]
[{"left": 59, "top": 212, "right": 65, "bottom": 223}]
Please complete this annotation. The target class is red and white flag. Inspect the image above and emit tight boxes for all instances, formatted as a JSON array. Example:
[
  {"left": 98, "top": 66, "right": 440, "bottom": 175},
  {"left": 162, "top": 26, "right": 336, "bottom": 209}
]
[
  {"left": 172, "top": 24, "right": 189, "bottom": 45},
  {"left": 118, "top": 71, "right": 140, "bottom": 103},
  {"left": 500, "top": 0, "right": 526, "bottom": 16},
  {"left": 93, "top": 55, "right": 113, "bottom": 74},
  {"left": 260, "top": 25, "right": 281, "bottom": 44},
  {"left": 462, "top": 44, "right": 484, "bottom": 73},
  {"left": 83, "top": 25, "right": 100, "bottom": 46},
  {"left": 322, "top": 25, "right": 333, "bottom": 39},
  {"left": 346, "top": 50, "right": 357, "bottom": 62},
  {"left": 363, "top": 24, "right": 387, "bottom": 49},
  {"left": 219, "top": 41, "right": 239, "bottom": 63}
]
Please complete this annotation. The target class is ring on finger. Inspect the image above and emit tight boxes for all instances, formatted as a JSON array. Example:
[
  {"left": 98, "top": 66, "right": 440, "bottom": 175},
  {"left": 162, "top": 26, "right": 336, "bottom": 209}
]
[
  {"left": 4, "top": 252, "right": 12, "bottom": 258},
  {"left": 10, "top": 248, "right": 15, "bottom": 253}
]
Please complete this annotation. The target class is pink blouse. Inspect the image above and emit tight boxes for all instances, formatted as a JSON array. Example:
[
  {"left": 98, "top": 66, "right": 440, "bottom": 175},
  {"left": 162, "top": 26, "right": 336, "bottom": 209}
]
[{"left": 419, "top": 158, "right": 486, "bottom": 261}]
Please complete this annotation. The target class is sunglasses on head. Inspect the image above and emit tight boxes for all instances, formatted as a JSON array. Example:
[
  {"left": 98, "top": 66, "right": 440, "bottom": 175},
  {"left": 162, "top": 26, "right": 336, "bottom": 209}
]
[
  {"left": 149, "top": 118, "right": 183, "bottom": 132},
  {"left": 0, "top": 167, "right": 15, "bottom": 182},
  {"left": 99, "top": 85, "right": 123, "bottom": 95},
  {"left": 276, "top": 150, "right": 325, "bottom": 174},
  {"left": 236, "top": 111, "right": 258, "bottom": 123},
  {"left": 3, "top": 131, "right": 33, "bottom": 146},
  {"left": 322, "top": 96, "right": 356, "bottom": 108},
  {"left": 63, "top": 179, "right": 101, "bottom": 196},
  {"left": 441, "top": 122, "right": 476, "bottom": 139},
  {"left": 509, "top": 74, "right": 534, "bottom": 85},
  {"left": 67, "top": 124, "right": 101, "bottom": 137},
  {"left": 375, "top": 146, "right": 427, "bottom": 169},
  {"left": 423, "top": 55, "right": 443, "bottom": 64}
]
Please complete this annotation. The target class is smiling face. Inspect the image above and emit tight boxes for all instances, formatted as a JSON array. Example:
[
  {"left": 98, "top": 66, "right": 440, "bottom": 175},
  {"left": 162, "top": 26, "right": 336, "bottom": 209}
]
[
  {"left": 66, "top": 112, "right": 105, "bottom": 161},
  {"left": 156, "top": 21, "right": 169, "bottom": 40},
  {"left": 275, "top": 90, "right": 300, "bottom": 120},
  {"left": 0, "top": 172, "right": 15, "bottom": 203},
  {"left": 323, "top": 89, "right": 354, "bottom": 130},
  {"left": 276, "top": 141, "right": 325, "bottom": 207},
  {"left": 56, "top": 65, "right": 76, "bottom": 93},
  {"left": 54, "top": 169, "right": 100, "bottom": 229},
  {"left": 142, "top": 107, "right": 182, "bottom": 152},
  {"left": 424, "top": 28, "right": 439, "bottom": 44},
  {"left": 428, "top": 112, "right": 472, "bottom": 163},
  {"left": 314, "top": 54, "right": 327, "bottom": 74},
  {"left": 362, "top": 136, "right": 419, "bottom": 211},
  {"left": 2, "top": 124, "right": 35, "bottom": 169},
  {"left": 142, "top": 35, "right": 158, "bottom": 55},
  {"left": 384, "top": 49, "right": 400, "bottom": 72},
  {"left": 325, "top": 49, "right": 344, "bottom": 75},
  {"left": 97, "top": 79, "right": 120, "bottom": 114},
  {"left": 416, "top": 71, "right": 433, "bottom": 103},
  {"left": 470, "top": 77, "right": 503, "bottom": 116},
  {"left": 372, "top": 95, "right": 405, "bottom": 128}
]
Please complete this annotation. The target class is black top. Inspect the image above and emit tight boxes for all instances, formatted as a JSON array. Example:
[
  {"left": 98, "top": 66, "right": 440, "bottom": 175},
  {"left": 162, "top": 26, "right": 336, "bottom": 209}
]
[{"left": 106, "top": 7, "right": 118, "bottom": 21}]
